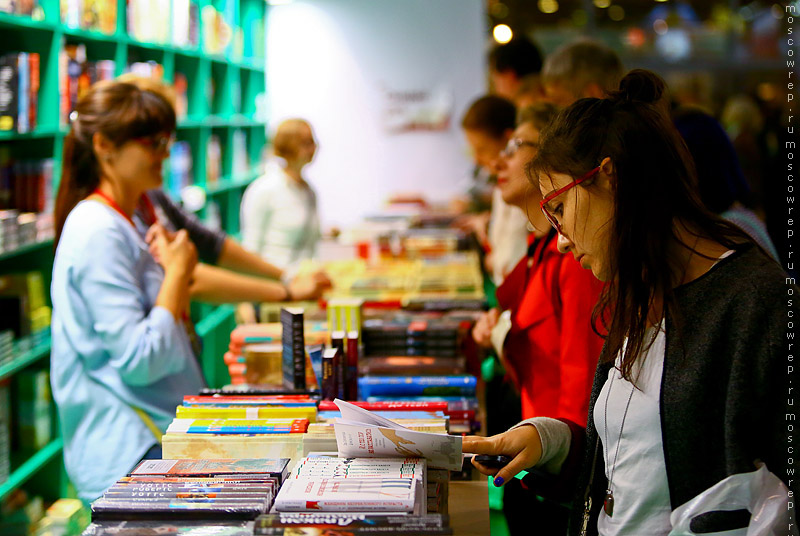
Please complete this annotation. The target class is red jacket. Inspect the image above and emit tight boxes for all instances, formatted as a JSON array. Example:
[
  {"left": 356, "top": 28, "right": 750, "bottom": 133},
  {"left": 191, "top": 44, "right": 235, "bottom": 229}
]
[{"left": 495, "top": 232, "right": 604, "bottom": 426}]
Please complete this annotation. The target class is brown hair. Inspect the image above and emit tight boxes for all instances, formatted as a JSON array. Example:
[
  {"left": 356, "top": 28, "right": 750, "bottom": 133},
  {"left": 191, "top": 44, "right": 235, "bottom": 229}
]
[
  {"left": 542, "top": 39, "right": 623, "bottom": 101},
  {"left": 272, "top": 119, "right": 312, "bottom": 161},
  {"left": 460, "top": 95, "right": 516, "bottom": 140},
  {"left": 54, "top": 79, "right": 176, "bottom": 248},
  {"left": 516, "top": 102, "right": 558, "bottom": 132},
  {"left": 530, "top": 70, "right": 749, "bottom": 382}
]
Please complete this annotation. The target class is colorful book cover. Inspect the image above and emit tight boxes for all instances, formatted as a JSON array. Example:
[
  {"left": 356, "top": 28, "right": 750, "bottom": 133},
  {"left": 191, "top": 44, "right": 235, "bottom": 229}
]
[
  {"left": 357, "top": 376, "right": 476, "bottom": 398},
  {"left": 318, "top": 401, "right": 449, "bottom": 413},
  {"left": 175, "top": 406, "right": 317, "bottom": 422},
  {"left": 274, "top": 478, "right": 420, "bottom": 514},
  {"left": 130, "top": 458, "right": 291, "bottom": 484},
  {"left": 166, "top": 418, "right": 309, "bottom": 435}
]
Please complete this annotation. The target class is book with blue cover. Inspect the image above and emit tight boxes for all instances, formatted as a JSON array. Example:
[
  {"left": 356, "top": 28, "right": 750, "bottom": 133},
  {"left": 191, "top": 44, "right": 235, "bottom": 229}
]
[{"left": 358, "top": 376, "right": 476, "bottom": 397}]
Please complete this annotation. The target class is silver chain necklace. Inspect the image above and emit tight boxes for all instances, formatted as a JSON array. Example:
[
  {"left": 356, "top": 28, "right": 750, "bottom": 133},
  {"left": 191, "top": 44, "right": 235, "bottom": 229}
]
[{"left": 602, "top": 367, "right": 636, "bottom": 517}]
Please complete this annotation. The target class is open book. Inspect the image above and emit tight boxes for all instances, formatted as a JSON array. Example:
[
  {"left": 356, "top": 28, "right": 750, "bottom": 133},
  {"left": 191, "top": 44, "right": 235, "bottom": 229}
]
[{"left": 332, "top": 399, "right": 463, "bottom": 471}]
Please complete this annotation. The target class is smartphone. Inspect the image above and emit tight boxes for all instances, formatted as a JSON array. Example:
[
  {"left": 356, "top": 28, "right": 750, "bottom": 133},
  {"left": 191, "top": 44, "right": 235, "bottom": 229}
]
[{"left": 472, "top": 455, "right": 511, "bottom": 469}]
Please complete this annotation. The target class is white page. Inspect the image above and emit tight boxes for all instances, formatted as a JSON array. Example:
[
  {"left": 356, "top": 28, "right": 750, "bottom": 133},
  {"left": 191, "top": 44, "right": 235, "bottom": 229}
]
[{"left": 333, "top": 399, "right": 410, "bottom": 430}]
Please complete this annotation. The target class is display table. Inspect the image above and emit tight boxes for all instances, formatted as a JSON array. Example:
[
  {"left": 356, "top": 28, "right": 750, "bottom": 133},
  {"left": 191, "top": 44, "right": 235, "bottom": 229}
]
[{"left": 449, "top": 480, "right": 490, "bottom": 535}]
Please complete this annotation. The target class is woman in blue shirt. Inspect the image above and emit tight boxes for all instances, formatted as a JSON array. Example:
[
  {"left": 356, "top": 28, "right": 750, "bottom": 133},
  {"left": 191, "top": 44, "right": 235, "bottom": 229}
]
[{"left": 51, "top": 80, "right": 205, "bottom": 501}]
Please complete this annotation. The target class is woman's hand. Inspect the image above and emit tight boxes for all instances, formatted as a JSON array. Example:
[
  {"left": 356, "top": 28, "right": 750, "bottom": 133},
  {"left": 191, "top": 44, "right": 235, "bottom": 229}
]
[
  {"left": 145, "top": 223, "right": 175, "bottom": 265},
  {"left": 288, "top": 270, "right": 333, "bottom": 301},
  {"left": 151, "top": 227, "right": 197, "bottom": 280},
  {"left": 472, "top": 308, "right": 500, "bottom": 348},
  {"left": 462, "top": 424, "right": 543, "bottom": 487}
]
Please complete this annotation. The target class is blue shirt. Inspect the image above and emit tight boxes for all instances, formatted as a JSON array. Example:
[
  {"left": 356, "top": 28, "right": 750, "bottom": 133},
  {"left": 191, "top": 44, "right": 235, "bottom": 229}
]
[{"left": 51, "top": 200, "right": 205, "bottom": 501}]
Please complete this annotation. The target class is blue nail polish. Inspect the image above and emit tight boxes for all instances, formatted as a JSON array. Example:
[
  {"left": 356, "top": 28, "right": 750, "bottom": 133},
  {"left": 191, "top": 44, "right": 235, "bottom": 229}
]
[{"left": 494, "top": 476, "right": 504, "bottom": 487}]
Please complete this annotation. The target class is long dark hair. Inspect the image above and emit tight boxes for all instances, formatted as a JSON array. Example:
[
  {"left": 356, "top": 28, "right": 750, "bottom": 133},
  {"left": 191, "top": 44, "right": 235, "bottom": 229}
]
[
  {"left": 54, "top": 79, "right": 176, "bottom": 249},
  {"left": 530, "top": 70, "right": 749, "bottom": 381}
]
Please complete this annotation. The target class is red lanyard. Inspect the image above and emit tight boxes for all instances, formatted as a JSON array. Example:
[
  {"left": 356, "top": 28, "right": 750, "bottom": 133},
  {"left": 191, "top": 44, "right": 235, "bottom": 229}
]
[{"left": 92, "top": 188, "right": 136, "bottom": 227}]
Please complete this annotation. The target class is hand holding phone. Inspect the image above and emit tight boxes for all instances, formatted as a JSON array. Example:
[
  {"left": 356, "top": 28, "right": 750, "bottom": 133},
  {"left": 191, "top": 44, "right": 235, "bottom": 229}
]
[{"left": 472, "top": 454, "right": 511, "bottom": 469}]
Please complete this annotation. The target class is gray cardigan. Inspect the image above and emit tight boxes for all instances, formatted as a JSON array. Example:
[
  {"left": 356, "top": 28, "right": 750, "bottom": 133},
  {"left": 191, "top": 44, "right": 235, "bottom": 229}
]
[{"left": 553, "top": 244, "right": 797, "bottom": 535}]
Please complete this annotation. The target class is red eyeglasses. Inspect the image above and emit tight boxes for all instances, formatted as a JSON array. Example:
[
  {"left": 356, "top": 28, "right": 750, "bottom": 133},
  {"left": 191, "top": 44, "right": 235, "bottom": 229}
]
[
  {"left": 133, "top": 134, "right": 175, "bottom": 153},
  {"left": 539, "top": 166, "right": 600, "bottom": 234}
]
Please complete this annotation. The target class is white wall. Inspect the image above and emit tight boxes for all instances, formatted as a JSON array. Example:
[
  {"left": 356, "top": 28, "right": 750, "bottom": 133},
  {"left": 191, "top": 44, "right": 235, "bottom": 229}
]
[{"left": 265, "top": 0, "right": 487, "bottom": 228}]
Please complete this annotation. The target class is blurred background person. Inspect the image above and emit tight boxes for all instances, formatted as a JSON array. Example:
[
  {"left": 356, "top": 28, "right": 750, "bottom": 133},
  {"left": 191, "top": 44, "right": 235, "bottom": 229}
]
[
  {"left": 541, "top": 39, "right": 624, "bottom": 106},
  {"left": 460, "top": 95, "right": 529, "bottom": 284},
  {"left": 673, "top": 106, "right": 778, "bottom": 260},
  {"left": 488, "top": 35, "right": 544, "bottom": 101},
  {"left": 241, "top": 118, "right": 322, "bottom": 271}
]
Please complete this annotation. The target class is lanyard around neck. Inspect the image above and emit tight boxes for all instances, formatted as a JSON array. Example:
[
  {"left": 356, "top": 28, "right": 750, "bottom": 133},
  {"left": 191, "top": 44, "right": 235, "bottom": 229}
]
[{"left": 92, "top": 188, "right": 136, "bottom": 228}]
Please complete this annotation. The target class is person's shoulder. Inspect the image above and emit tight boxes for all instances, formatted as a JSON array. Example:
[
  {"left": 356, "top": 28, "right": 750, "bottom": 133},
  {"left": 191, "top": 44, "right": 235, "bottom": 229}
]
[{"left": 59, "top": 201, "right": 137, "bottom": 260}]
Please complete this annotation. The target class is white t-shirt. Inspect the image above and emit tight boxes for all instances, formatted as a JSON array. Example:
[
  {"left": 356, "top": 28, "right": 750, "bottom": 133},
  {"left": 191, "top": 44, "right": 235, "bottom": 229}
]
[
  {"left": 240, "top": 160, "right": 321, "bottom": 269},
  {"left": 594, "top": 325, "right": 672, "bottom": 536}
]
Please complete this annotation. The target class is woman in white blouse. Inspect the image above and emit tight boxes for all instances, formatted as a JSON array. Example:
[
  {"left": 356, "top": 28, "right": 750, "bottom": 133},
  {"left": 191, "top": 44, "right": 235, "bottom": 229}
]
[{"left": 241, "top": 119, "right": 321, "bottom": 270}]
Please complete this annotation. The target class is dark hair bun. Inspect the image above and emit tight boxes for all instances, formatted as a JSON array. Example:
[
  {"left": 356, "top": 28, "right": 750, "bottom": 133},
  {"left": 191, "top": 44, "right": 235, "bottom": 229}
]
[{"left": 614, "top": 69, "right": 666, "bottom": 105}]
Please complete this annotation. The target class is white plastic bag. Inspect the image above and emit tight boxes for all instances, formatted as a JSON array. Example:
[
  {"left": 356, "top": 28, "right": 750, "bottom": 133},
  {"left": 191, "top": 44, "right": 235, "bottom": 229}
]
[{"left": 669, "top": 464, "right": 793, "bottom": 536}]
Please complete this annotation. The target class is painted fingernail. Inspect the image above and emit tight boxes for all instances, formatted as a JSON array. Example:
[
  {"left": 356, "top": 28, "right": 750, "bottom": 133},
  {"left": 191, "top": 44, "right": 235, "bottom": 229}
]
[{"left": 494, "top": 476, "right": 504, "bottom": 487}]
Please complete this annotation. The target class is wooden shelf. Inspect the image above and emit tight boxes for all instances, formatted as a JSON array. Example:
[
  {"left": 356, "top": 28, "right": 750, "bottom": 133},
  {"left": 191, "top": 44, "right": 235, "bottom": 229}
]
[
  {"left": 0, "top": 438, "right": 64, "bottom": 502},
  {"left": 0, "top": 337, "right": 51, "bottom": 382}
]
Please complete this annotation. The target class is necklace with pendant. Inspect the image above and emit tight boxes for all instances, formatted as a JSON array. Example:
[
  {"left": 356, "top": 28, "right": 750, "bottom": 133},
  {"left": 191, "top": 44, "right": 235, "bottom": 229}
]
[{"left": 602, "top": 367, "right": 636, "bottom": 517}]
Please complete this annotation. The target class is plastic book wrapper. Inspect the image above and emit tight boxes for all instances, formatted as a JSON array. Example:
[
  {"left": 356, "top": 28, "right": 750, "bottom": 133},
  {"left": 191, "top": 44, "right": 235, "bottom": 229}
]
[{"left": 332, "top": 399, "right": 462, "bottom": 471}]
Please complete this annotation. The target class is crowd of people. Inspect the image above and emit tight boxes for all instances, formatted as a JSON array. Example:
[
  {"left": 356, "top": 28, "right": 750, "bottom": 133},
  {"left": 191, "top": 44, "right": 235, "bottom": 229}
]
[{"left": 47, "top": 31, "right": 792, "bottom": 536}]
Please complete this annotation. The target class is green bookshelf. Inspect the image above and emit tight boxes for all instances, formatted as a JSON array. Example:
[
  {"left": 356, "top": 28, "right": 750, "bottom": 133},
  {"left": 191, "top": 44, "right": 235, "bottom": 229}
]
[{"left": 0, "top": 0, "right": 267, "bottom": 506}]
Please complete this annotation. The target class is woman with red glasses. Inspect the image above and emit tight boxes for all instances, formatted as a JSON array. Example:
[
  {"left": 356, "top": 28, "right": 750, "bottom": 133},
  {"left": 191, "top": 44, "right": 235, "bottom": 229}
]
[
  {"left": 51, "top": 80, "right": 204, "bottom": 501},
  {"left": 471, "top": 103, "right": 605, "bottom": 534},
  {"left": 464, "top": 70, "right": 795, "bottom": 534}
]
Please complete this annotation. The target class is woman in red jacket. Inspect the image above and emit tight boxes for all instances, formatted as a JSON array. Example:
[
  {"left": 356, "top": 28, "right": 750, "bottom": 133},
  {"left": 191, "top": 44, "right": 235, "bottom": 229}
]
[{"left": 471, "top": 103, "right": 605, "bottom": 534}]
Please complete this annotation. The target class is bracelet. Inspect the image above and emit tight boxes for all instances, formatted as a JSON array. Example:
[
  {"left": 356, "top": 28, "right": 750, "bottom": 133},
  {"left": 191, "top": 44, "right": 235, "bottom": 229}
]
[{"left": 282, "top": 283, "right": 293, "bottom": 302}]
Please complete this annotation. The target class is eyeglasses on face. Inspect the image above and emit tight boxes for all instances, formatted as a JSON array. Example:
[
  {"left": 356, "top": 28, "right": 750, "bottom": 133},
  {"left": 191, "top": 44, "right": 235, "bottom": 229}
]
[
  {"left": 133, "top": 133, "right": 175, "bottom": 153},
  {"left": 539, "top": 165, "right": 600, "bottom": 234},
  {"left": 501, "top": 138, "right": 538, "bottom": 159}
]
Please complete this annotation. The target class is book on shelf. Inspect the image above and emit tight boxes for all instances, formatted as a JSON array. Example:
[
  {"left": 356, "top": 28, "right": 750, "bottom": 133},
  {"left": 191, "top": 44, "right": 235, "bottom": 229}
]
[
  {"left": 0, "top": 52, "right": 39, "bottom": 134},
  {"left": 332, "top": 399, "right": 463, "bottom": 471},
  {"left": 320, "top": 347, "right": 338, "bottom": 401}
]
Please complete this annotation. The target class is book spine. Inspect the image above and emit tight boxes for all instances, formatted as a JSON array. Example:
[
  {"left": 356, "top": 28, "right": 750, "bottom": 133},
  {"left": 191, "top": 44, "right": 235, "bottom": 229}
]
[
  {"left": 320, "top": 348, "right": 337, "bottom": 401},
  {"left": 345, "top": 331, "right": 359, "bottom": 401},
  {"left": 281, "top": 308, "right": 306, "bottom": 390},
  {"left": 331, "top": 332, "right": 345, "bottom": 399},
  {"left": 358, "top": 376, "right": 476, "bottom": 397},
  {"left": 16, "top": 53, "right": 27, "bottom": 133},
  {"left": 317, "top": 400, "right": 449, "bottom": 412},
  {"left": 0, "top": 54, "right": 18, "bottom": 132}
]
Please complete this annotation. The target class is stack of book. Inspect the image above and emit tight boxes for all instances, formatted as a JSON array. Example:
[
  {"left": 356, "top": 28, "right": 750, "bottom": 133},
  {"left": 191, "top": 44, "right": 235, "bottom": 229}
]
[
  {"left": 355, "top": 377, "right": 478, "bottom": 435},
  {"left": 0, "top": 52, "right": 38, "bottom": 134},
  {"left": 225, "top": 322, "right": 327, "bottom": 387},
  {"left": 361, "top": 315, "right": 463, "bottom": 358},
  {"left": 161, "top": 396, "right": 315, "bottom": 463},
  {"left": 87, "top": 459, "right": 289, "bottom": 527},
  {"left": 274, "top": 456, "right": 446, "bottom": 518}
]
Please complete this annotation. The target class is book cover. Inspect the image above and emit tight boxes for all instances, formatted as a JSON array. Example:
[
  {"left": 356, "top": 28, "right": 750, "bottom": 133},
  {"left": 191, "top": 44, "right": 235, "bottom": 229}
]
[
  {"left": 332, "top": 400, "right": 462, "bottom": 471},
  {"left": 130, "top": 459, "right": 291, "bottom": 485},
  {"left": 90, "top": 498, "right": 268, "bottom": 520},
  {"left": 166, "top": 418, "right": 309, "bottom": 435},
  {"left": 358, "top": 376, "right": 476, "bottom": 398},
  {"left": 175, "top": 406, "right": 317, "bottom": 422},
  {"left": 274, "top": 478, "right": 420, "bottom": 514},
  {"left": 161, "top": 434, "right": 303, "bottom": 462},
  {"left": 318, "top": 401, "right": 449, "bottom": 413},
  {"left": 331, "top": 331, "right": 346, "bottom": 400}
]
